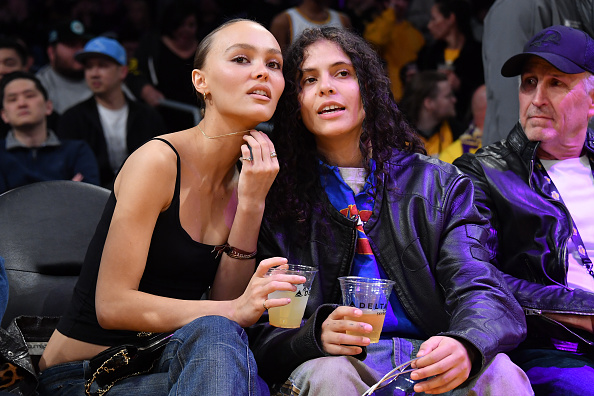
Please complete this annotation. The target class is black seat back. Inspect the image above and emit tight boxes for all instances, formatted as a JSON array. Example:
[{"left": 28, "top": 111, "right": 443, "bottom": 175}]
[{"left": 0, "top": 181, "right": 110, "bottom": 327}]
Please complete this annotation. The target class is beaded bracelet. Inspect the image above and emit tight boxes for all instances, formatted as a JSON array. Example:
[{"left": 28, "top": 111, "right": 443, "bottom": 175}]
[{"left": 212, "top": 243, "right": 257, "bottom": 260}]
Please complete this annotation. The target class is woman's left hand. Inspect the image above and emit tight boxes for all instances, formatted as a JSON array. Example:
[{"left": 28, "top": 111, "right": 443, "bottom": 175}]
[
  {"left": 230, "top": 257, "right": 305, "bottom": 327},
  {"left": 237, "top": 131, "right": 279, "bottom": 208}
]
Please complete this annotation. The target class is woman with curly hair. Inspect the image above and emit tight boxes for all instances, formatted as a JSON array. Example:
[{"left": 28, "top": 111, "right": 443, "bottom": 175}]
[{"left": 248, "top": 27, "right": 532, "bottom": 395}]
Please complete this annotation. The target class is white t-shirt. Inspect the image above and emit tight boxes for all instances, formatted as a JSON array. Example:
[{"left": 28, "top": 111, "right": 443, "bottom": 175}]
[
  {"left": 97, "top": 103, "right": 129, "bottom": 174},
  {"left": 338, "top": 167, "right": 367, "bottom": 195},
  {"left": 541, "top": 155, "right": 594, "bottom": 292}
]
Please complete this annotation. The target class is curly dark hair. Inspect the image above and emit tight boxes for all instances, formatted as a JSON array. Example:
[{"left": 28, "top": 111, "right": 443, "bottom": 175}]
[{"left": 266, "top": 27, "right": 425, "bottom": 226}]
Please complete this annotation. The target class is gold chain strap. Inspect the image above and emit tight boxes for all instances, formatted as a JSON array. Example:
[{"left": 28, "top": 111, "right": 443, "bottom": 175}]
[
  {"left": 84, "top": 349, "right": 130, "bottom": 396},
  {"left": 84, "top": 332, "right": 166, "bottom": 396}
]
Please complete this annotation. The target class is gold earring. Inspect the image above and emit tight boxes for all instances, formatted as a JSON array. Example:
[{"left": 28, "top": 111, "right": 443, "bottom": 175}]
[{"left": 203, "top": 92, "right": 207, "bottom": 101}]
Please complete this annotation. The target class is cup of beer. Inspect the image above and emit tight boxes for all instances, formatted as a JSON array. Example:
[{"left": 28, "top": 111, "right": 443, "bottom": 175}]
[
  {"left": 266, "top": 264, "right": 318, "bottom": 328},
  {"left": 338, "top": 276, "right": 395, "bottom": 343}
]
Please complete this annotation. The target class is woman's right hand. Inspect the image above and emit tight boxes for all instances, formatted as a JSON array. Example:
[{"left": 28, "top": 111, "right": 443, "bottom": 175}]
[
  {"left": 320, "top": 306, "right": 372, "bottom": 355},
  {"left": 236, "top": 131, "right": 279, "bottom": 209},
  {"left": 230, "top": 257, "right": 305, "bottom": 327}
]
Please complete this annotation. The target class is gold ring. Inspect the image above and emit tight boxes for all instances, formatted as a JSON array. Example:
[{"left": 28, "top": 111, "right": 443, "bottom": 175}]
[
  {"left": 270, "top": 152, "right": 277, "bottom": 158},
  {"left": 263, "top": 300, "right": 268, "bottom": 310},
  {"left": 239, "top": 157, "right": 253, "bottom": 161}
]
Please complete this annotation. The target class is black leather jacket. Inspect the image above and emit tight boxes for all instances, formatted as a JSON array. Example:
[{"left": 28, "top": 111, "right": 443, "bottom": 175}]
[
  {"left": 248, "top": 150, "right": 526, "bottom": 385},
  {"left": 454, "top": 124, "right": 594, "bottom": 347}
]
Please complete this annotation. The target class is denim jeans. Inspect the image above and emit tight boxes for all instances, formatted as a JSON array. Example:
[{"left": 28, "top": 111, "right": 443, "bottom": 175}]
[
  {"left": 509, "top": 348, "right": 594, "bottom": 396},
  {"left": 37, "top": 315, "right": 270, "bottom": 396},
  {"left": 278, "top": 337, "right": 533, "bottom": 396}
]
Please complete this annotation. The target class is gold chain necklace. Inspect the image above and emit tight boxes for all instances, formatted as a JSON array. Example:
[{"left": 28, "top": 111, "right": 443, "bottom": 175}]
[{"left": 197, "top": 123, "right": 251, "bottom": 139}]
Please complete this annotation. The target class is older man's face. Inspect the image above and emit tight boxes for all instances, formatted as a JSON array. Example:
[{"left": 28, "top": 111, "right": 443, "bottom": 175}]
[{"left": 519, "top": 57, "right": 594, "bottom": 159}]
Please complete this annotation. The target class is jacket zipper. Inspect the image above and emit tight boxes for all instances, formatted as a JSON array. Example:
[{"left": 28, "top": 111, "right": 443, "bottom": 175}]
[
  {"left": 528, "top": 157, "right": 572, "bottom": 288},
  {"left": 524, "top": 308, "right": 594, "bottom": 346}
]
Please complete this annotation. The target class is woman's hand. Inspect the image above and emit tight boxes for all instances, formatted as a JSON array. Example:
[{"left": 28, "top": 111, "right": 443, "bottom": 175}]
[
  {"left": 410, "top": 336, "right": 473, "bottom": 394},
  {"left": 230, "top": 257, "right": 305, "bottom": 327},
  {"left": 320, "top": 306, "right": 372, "bottom": 355},
  {"left": 237, "top": 131, "right": 279, "bottom": 210}
]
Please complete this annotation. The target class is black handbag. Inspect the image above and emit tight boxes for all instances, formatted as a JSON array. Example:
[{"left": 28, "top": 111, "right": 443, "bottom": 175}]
[
  {"left": 0, "top": 316, "right": 59, "bottom": 396},
  {"left": 84, "top": 332, "right": 173, "bottom": 396}
]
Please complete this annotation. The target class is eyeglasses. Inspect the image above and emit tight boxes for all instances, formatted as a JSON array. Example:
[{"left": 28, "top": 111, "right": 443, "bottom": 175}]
[{"left": 362, "top": 357, "right": 420, "bottom": 396}]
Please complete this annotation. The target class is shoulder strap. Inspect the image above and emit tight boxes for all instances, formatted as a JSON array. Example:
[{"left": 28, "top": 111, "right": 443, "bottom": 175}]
[{"left": 150, "top": 137, "right": 181, "bottom": 198}]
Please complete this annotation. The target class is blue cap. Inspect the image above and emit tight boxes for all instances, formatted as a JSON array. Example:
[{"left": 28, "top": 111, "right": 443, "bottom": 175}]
[
  {"left": 75, "top": 37, "right": 126, "bottom": 66},
  {"left": 501, "top": 25, "right": 594, "bottom": 77}
]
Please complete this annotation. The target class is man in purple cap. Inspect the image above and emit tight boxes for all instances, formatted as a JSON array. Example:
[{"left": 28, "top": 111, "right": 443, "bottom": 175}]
[
  {"left": 57, "top": 36, "right": 165, "bottom": 188},
  {"left": 454, "top": 25, "right": 594, "bottom": 394}
]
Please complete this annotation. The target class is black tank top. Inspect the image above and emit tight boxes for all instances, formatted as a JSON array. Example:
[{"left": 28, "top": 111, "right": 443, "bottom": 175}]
[{"left": 57, "top": 138, "right": 221, "bottom": 346}]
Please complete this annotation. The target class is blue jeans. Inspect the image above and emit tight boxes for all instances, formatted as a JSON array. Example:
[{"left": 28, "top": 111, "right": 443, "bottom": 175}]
[
  {"left": 37, "top": 316, "right": 270, "bottom": 396},
  {"left": 278, "top": 337, "right": 533, "bottom": 395},
  {"left": 509, "top": 348, "right": 594, "bottom": 396}
]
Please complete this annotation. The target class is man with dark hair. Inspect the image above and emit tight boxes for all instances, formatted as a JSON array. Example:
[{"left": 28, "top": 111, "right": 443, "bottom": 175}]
[
  {"left": 0, "top": 71, "right": 99, "bottom": 193},
  {"left": 58, "top": 36, "right": 164, "bottom": 188},
  {"left": 1, "top": 37, "right": 33, "bottom": 139},
  {"left": 35, "top": 20, "right": 92, "bottom": 114},
  {"left": 455, "top": 25, "right": 594, "bottom": 394},
  {"left": 0, "top": 37, "right": 30, "bottom": 80},
  {"left": 399, "top": 70, "right": 463, "bottom": 157}
]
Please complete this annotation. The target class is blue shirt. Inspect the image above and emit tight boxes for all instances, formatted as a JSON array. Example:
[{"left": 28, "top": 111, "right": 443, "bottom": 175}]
[{"left": 320, "top": 161, "right": 423, "bottom": 338}]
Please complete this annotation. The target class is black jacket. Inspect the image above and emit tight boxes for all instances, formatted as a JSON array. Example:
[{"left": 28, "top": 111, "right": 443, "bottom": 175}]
[
  {"left": 248, "top": 150, "right": 526, "bottom": 385},
  {"left": 57, "top": 96, "right": 165, "bottom": 188},
  {"left": 454, "top": 124, "right": 594, "bottom": 348}
]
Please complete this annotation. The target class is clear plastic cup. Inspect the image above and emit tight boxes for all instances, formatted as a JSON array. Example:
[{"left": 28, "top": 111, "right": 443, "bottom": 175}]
[
  {"left": 338, "top": 276, "right": 395, "bottom": 343},
  {"left": 266, "top": 264, "right": 318, "bottom": 328}
]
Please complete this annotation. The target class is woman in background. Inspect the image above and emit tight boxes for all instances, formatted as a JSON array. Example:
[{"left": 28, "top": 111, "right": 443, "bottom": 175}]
[{"left": 418, "top": 0, "right": 483, "bottom": 126}]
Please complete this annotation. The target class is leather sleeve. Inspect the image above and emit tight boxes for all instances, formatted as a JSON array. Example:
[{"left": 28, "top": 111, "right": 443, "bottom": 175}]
[
  {"left": 429, "top": 172, "right": 526, "bottom": 370},
  {"left": 247, "top": 304, "right": 340, "bottom": 385},
  {"left": 248, "top": 224, "right": 366, "bottom": 385},
  {"left": 454, "top": 153, "right": 594, "bottom": 314}
]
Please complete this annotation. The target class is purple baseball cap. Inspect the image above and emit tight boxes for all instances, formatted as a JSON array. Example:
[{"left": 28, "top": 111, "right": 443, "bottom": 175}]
[{"left": 501, "top": 25, "right": 594, "bottom": 77}]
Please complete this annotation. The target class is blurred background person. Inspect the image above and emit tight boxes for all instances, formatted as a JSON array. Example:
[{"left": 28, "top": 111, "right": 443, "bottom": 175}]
[
  {"left": 1, "top": 37, "right": 33, "bottom": 139},
  {"left": 0, "top": 37, "right": 32, "bottom": 79},
  {"left": 126, "top": 0, "right": 199, "bottom": 133},
  {"left": 364, "top": 0, "right": 425, "bottom": 102},
  {"left": 35, "top": 19, "right": 92, "bottom": 115},
  {"left": 270, "top": 0, "right": 352, "bottom": 51},
  {"left": 343, "top": 0, "right": 382, "bottom": 35},
  {"left": 0, "top": 36, "right": 60, "bottom": 140},
  {"left": 418, "top": 0, "right": 483, "bottom": 127},
  {"left": 0, "top": 71, "right": 99, "bottom": 194},
  {"left": 400, "top": 70, "right": 462, "bottom": 157},
  {"left": 439, "top": 83, "right": 486, "bottom": 163},
  {"left": 116, "top": 0, "right": 154, "bottom": 62},
  {"left": 58, "top": 36, "right": 165, "bottom": 188}
]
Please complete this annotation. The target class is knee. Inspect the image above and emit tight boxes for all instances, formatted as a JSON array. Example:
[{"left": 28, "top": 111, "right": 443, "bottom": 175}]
[
  {"left": 178, "top": 316, "right": 247, "bottom": 348},
  {"left": 477, "top": 353, "right": 532, "bottom": 395},
  {"left": 292, "top": 356, "right": 362, "bottom": 384}
]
